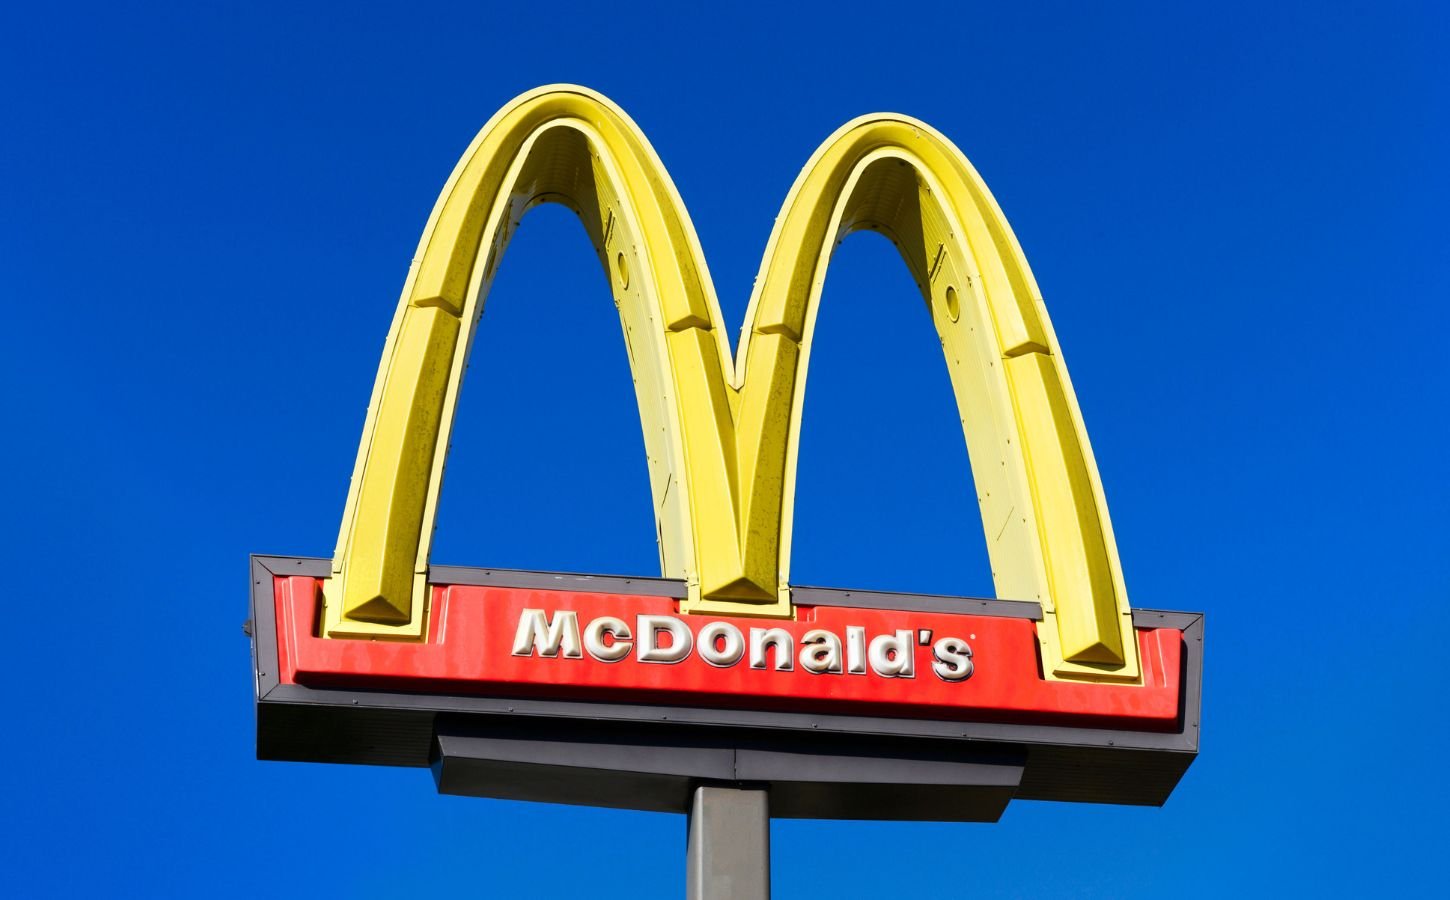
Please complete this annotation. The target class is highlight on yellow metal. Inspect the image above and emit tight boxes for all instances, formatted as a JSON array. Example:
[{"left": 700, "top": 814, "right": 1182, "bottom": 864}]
[{"left": 325, "top": 85, "right": 1139, "bottom": 683}]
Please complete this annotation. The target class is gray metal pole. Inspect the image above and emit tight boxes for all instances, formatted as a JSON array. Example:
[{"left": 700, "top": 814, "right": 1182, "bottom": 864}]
[{"left": 686, "top": 785, "right": 770, "bottom": 900}]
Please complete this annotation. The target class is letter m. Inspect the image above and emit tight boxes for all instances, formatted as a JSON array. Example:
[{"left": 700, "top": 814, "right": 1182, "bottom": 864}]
[{"left": 510, "top": 609, "right": 581, "bottom": 658}]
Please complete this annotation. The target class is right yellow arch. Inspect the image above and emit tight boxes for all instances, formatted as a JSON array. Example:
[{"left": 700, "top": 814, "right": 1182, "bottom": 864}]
[{"left": 325, "top": 85, "right": 1139, "bottom": 683}]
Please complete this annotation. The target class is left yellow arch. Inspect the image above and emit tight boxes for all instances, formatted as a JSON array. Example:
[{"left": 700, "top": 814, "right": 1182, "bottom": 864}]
[{"left": 326, "top": 85, "right": 1139, "bottom": 682}]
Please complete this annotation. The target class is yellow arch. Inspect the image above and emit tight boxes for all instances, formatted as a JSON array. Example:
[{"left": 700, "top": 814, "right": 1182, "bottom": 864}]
[{"left": 325, "top": 85, "right": 1138, "bottom": 682}]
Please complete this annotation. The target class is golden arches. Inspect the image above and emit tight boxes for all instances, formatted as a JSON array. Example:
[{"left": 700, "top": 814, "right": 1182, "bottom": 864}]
[{"left": 325, "top": 85, "right": 1138, "bottom": 682}]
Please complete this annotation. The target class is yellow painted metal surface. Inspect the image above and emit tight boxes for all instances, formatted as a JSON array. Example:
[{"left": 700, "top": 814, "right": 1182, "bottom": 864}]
[{"left": 326, "top": 85, "right": 1138, "bottom": 681}]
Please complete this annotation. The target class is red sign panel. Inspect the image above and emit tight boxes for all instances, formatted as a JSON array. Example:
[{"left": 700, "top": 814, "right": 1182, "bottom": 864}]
[{"left": 272, "top": 576, "right": 1183, "bottom": 731}]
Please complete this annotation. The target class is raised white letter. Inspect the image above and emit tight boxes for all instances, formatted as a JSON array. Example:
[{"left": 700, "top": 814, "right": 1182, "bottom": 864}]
[
  {"left": 932, "top": 637, "right": 974, "bottom": 681},
  {"left": 749, "top": 627, "right": 794, "bottom": 671},
  {"left": 868, "top": 630, "right": 916, "bottom": 678},
  {"left": 511, "top": 609, "right": 581, "bottom": 658},
  {"left": 583, "top": 615, "right": 633, "bottom": 662},
  {"left": 846, "top": 625, "right": 867, "bottom": 674},
  {"left": 637, "top": 615, "right": 693, "bottom": 663},
  {"left": 698, "top": 622, "right": 745, "bottom": 667},
  {"left": 799, "top": 629, "right": 843, "bottom": 674}
]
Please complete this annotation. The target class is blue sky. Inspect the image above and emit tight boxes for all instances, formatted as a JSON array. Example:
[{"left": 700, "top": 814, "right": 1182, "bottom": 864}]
[{"left": 1, "top": 1, "right": 1445, "bottom": 896}]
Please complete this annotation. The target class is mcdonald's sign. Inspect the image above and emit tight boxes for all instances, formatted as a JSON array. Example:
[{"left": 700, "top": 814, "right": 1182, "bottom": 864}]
[{"left": 250, "top": 86, "right": 1201, "bottom": 820}]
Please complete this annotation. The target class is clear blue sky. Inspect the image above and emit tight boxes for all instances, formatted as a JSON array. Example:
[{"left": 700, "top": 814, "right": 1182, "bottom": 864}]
[{"left": 2, "top": 1, "right": 1445, "bottom": 896}]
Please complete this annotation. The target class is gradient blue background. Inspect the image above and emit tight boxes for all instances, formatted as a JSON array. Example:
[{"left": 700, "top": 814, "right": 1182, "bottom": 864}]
[{"left": 2, "top": 1, "right": 1445, "bottom": 896}]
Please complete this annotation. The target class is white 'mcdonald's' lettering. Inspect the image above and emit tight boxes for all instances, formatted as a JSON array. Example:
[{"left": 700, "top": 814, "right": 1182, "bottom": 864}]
[{"left": 510, "top": 611, "right": 974, "bottom": 681}]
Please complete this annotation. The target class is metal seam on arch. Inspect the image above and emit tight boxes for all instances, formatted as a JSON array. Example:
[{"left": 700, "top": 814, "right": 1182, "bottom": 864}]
[{"left": 325, "top": 84, "right": 1139, "bottom": 682}]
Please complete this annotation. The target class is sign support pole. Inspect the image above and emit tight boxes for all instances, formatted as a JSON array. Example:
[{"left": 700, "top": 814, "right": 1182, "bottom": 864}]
[{"left": 686, "top": 785, "right": 770, "bottom": 900}]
